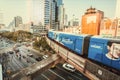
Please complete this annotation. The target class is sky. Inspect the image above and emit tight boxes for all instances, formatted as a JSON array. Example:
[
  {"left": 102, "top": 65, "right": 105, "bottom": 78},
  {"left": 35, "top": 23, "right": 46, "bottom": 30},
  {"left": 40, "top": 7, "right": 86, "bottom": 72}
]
[
  {"left": 63, "top": 0, "right": 116, "bottom": 20},
  {"left": 0, "top": 0, "right": 116, "bottom": 26}
]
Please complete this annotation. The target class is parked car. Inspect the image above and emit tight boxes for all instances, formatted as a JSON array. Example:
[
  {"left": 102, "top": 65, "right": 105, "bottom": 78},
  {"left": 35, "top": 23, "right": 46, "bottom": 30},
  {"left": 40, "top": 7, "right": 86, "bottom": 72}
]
[
  {"left": 27, "top": 53, "right": 33, "bottom": 57},
  {"left": 8, "top": 51, "right": 14, "bottom": 54},
  {"left": 14, "top": 49, "right": 19, "bottom": 53},
  {"left": 42, "top": 55, "right": 48, "bottom": 59},
  {"left": 62, "top": 63, "right": 75, "bottom": 72},
  {"left": 35, "top": 57, "right": 43, "bottom": 61}
]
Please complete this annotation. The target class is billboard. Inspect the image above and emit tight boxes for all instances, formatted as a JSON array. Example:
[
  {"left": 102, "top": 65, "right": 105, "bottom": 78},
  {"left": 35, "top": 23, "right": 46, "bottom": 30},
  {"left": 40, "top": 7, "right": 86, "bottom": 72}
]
[
  {"left": 59, "top": 33, "right": 87, "bottom": 55},
  {"left": 88, "top": 37, "right": 120, "bottom": 70},
  {"left": 59, "top": 33, "right": 76, "bottom": 51}
]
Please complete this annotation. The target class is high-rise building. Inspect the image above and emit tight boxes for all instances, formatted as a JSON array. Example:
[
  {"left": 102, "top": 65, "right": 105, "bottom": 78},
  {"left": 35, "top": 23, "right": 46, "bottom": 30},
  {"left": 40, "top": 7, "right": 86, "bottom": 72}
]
[
  {"left": 68, "top": 15, "right": 79, "bottom": 26},
  {"left": 116, "top": 19, "right": 120, "bottom": 37},
  {"left": 115, "top": 0, "right": 120, "bottom": 18},
  {"left": 56, "top": 0, "right": 63, "bottom": 6},
  {"left": 81, "top": 7, "right": 104, "bottom": 35},
  {"left": 64, "top": 14, "right": 68, "bottom": 26},
  {"left": 55, "top": 0, "right": 64, "bottom": 30},
  {"left": 0, "top": 10, "right": 3, "bottom": 24},
  {"left": 26, "top": 0, "right": 63, "bottom": 30},
  {"left": 50, "top": 0, "right": 56, "bottom": 29},
  {"left": 14, "top": 16, "right": 23, "bottom": 27},
  {"left": 28, "top": 0, "right": 56, "bottom": 29},
  {"left": 100, "top": 17, "right": 117, "bottom": 37},
  {"left": 58, "top": 4, "right": 65, "bottom": 30}
]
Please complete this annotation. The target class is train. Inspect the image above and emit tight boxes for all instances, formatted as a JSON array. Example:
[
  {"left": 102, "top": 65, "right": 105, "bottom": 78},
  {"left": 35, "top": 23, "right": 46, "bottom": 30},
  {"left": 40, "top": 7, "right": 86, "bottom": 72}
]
[{"left": 48, "top": 30, "right": 120, "bottom": 71}]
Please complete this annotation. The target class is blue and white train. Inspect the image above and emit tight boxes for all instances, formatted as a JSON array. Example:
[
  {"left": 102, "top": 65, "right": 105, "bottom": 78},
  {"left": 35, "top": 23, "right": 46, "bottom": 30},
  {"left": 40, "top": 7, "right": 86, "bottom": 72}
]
[{"left": 48, "top": 30, "right": 120, "bottom": 71}]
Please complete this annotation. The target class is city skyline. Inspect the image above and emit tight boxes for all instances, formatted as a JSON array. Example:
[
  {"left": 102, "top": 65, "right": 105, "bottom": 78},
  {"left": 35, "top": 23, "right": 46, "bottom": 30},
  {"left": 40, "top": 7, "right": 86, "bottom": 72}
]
[{"left": 0, "top": 0, "right": 116, "bottom": 26}]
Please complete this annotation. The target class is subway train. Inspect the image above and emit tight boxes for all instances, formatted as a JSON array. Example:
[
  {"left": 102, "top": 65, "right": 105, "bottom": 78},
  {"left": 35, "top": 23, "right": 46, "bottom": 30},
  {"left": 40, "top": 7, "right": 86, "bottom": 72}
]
[{"left": 48, "top": 30, "right": 120, "bottom": 71}]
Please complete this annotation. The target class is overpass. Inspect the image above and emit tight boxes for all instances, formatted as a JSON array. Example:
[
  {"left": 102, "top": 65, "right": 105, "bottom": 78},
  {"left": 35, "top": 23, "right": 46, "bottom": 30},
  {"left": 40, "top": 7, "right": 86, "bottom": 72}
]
[
  {"left": 10, "top": 54, "right": 61, "bottom": 80},
  {"left": 10, "top": 36, "right": 120, "bottom": 80}
]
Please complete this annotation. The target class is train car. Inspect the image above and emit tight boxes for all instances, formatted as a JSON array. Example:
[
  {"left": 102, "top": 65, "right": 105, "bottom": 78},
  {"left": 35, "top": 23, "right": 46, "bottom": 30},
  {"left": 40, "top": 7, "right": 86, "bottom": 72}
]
[
  {"left": 88, "top": 36, "right": 120, "bottom": 70},
  {"left": 48, "top": 30, "right": 60, "bottom": 42},
  {"left": 48, "top": 30, "right": 55, "bottom": 40},
  {"left": 59, "top": 33, "right": 91, "bottom": 55}
]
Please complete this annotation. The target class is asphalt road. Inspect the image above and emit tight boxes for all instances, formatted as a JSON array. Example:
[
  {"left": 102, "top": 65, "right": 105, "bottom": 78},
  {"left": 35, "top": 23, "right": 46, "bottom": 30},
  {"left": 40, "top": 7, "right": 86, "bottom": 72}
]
[
  {"left": 0, "top": 38, "right": 90, "bottom": 80},
  {"left": 33, "top": 64, "right": 89, "bottom": 80}
]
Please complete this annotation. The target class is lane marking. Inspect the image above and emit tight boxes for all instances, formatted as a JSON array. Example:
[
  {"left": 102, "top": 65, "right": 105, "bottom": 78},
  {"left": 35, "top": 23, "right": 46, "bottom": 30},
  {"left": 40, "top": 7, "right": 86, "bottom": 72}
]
[
  {"left": 48, "top": 69, "right": 65, "bottom": 80},
  {"left": 56, "top": 66, "right": 82, "bottom": 80},
  {"left": 41, "top": 74, "right": 50, "bottom": 80}
]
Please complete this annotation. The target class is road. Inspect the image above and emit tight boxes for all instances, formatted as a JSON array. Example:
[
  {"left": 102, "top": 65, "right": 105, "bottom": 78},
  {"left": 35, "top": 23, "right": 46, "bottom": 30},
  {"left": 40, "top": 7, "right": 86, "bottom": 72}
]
[
  {"left": 33, "top": 64, "right": 89, "bottom": 80},
  {"left": 0, "top": 38, "right": 89, "bottom": 80}
]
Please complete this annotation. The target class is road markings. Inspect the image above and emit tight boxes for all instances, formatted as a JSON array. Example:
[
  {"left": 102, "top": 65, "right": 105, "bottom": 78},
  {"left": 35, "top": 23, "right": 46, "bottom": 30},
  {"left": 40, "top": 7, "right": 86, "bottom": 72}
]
[
  {"left": 48, "top": 69, "right": 65, "bottom": 80},
  {"left": 41, "top": 74, "right": 50, "bottom": 80},
  {"left": 56, "top": 66, "right": 82, "bottom": 80}
]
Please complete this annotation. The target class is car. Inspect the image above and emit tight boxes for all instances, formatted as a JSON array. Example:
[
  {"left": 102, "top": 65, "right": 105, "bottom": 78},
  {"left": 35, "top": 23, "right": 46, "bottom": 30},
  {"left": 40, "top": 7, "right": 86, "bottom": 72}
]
[
  {"left": 14, "top": 49, "right": 19, "bottom": 53},
  {"left": 35, "top": 57, "right": 42, "bottom": 61},
  {"left": 62, "top": 63, "right": 75, "bottom": 72},
  {"left": 27, "top": 53, "right": 33, "bottom": 57},
  {"left": 42, "top": 55, "right": 48, "bottom": 59},
  {"left": 8, "top": 51, "right": 14, "bottom": 54}
]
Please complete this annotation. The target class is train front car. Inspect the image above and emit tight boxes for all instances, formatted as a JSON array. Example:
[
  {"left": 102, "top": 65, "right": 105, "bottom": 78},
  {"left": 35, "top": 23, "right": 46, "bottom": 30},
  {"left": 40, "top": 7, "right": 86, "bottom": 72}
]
[
  {"left": 88, "top": 36, "right": 120, "bottom": 71},
  {"left": 48, "top": 30, "right": 60, "bottom": 42},
  {"left": 48, "top": 30, "right": 55, "bottom": 40},
  {"left": 59, "top": 33, "right": 91, "bottom": 55}
]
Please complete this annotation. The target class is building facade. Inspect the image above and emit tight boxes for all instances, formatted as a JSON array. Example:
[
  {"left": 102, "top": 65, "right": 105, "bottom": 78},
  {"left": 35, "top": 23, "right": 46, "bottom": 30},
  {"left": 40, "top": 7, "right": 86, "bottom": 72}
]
[
  {"left": 116, "top": 18, "right": 120, "bottom": 38},
  {"left": 55, "top": 0, "right": 64, "bottom": 31},
  {"left": 0, "top": 10, "right": 4, "bottom": 25},
  {"left": 81, "top": 7, "right": 104, "bottom": 35},
  {"left": 14, "top": 16, "right": 23, "bottom": 27},
  {"left": 68, "top": 16, "right": 79, "bottom": 27},
  {"left": 58, "top": 4, "right": 65, "bottom": 31},
  {"left": 29, "top": 0, "right": 56, "bottom": 29},
  {"left": 100, "top": 18, "right": 117, "bottom": 37},
  {"left": 26, "top": 0, "right": 64, "bottom": 30}
]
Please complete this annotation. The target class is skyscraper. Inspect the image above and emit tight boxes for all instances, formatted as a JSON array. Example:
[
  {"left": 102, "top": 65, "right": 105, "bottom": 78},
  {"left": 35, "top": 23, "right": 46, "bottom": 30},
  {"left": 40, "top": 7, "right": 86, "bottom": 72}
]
[
  {"left": 55, "top": 0, "right": 64, "bottom": 30},
  {"left": 58, "top": 4, "right": 65, "bottom": 30},
  {"left": 14, "top": 16, "right": 23, "bottom": 27},
  {"left": 27, "top": 0, "right": 56, "bottom": 28},
  {"left": 115, "top": 0, "right": 120, "bottom": 18},
  {"left": 26, "top": 0, "right": 63, "bottom": 30},
  {"left": 0, "top": 10, "right": 3, "bottom": 24},
  {"left": 56, "top": 0, "right": 63, "bottom": 6},
  {"left": 50, "top": 0, "right": 56, "bottom": 29}
]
